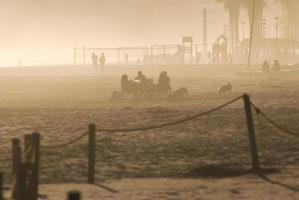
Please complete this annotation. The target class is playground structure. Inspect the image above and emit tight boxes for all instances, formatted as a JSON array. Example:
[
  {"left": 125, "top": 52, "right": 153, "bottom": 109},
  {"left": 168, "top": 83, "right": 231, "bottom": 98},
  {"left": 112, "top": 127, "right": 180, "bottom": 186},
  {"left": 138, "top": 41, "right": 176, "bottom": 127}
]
[{"left": 73, "top": 37, "right": 215, "bottom": 66}]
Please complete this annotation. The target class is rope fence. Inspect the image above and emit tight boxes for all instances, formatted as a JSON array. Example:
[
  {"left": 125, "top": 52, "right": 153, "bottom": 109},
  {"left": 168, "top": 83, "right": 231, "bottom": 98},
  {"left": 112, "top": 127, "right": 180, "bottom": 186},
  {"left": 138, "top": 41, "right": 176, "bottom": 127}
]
[
  {"left": 4, "top": 93, "right": 299, "bottom": 199},
  {"left": 250, "top": 102, "right": 299, "bottom": 139},
  {"left": 96, "top": 95, "right": 244, "bottom": 133},
  {"left": 42, "top": 131, "right": 89, "bottom": 149}
]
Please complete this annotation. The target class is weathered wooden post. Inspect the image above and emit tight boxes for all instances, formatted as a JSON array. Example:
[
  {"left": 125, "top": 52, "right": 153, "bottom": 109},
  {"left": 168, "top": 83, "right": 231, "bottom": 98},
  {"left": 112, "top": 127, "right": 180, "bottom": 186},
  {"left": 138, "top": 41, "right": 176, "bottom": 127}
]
[
  {"left": 18, "top": 163, "right": 30, "bottom": 200},
  {"left": 24, "top": 134, "right": 32, "bottom": 163},
  {"left": 31, "top": 133, "right": 40, "bottom": 200},
  {"left": 243, "top": 94, "right": 260, "bottom": 172},
  {"left": 67, "top": 191, "right": 81, "bottom": 200},
  {"left": 88, "top": 124, "right": 96, "bottom": 184},
  {"left": 12, "top": 138, "right": 22, "bottom": 199},
  {"left": 12, "top": 138, "right": 21, "bottom": 175},
  {"left": 0, "top": 172, "right": 3, "bottom": 200}
]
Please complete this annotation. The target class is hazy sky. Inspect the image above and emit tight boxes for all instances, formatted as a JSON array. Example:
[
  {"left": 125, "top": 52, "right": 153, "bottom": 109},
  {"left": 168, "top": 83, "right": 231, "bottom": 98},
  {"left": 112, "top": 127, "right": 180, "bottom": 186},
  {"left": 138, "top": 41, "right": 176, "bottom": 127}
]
[{"left": 0, "top": 0, "right": 281, "bottom": 66}]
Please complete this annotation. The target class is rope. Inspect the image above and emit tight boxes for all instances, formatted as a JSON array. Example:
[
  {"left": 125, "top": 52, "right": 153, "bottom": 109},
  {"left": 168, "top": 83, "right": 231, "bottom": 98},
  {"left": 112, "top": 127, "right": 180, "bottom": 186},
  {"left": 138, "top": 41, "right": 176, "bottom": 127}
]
[
  {"left": 96, "top": 95, "right": 244, "bottom": 133},
  {"left": 250, "top": 102, "right": 299, "bottom": 138},
  {"left": 42, "top": 131, "right": 88, "bottom": 149}
]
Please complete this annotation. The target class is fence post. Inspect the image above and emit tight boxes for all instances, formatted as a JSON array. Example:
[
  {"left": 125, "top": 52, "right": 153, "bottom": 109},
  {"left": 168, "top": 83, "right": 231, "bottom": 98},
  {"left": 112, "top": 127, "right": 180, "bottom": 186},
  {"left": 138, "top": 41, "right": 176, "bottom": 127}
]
[
  {"left": 24, "top": 134, "right": 32, "bottom": 163},
  {"left": 0, "top": 172, "right": 3, "bottom": 200},
  {"left": 31, "top": 133, "right": 40, "bottom": 200},
  {"left": 12, "top": 138, "right": 21, "bottom": 175},
  {"left": 67, "top": 191, "right": 81, "bottom": 200},
  {"left": 12, "top": 138, "right": 21, "bottom": 199},
  {"left": 243, "top": 94, "right": 260, "bottom": 172},
  {"left": 88, "top": 124, "right": 96, "bottom": 184}
]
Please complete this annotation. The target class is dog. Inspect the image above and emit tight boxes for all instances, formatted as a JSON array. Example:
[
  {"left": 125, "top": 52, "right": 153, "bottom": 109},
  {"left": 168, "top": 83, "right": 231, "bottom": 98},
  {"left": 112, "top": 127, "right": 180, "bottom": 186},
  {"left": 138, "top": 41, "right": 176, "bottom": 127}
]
[
  {"left": 111, "top": 90, "right": 124, "bottom": 100},
  {"left": 168, "top": 88, "right": 188, "bottom": 99},
  {"left": 218, "top": 82, "right": 232, "bottom": 95}
]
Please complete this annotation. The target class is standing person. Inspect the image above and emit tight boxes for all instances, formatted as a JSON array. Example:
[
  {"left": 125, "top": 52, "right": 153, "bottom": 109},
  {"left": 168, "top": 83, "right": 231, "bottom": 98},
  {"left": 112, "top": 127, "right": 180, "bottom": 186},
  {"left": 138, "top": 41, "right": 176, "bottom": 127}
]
[
  {"left": 262, "top": 60, "right": 269, "bottom": 72},
  {"left": 91, "top": 52, "right": 98, "bottom": 72},
  {"left": 157, "top": 71, "right": 171, "bottom": 95},
  {"left": 273, "top": 59, "right": 281, "bottom": 72},
  {"left": 99, "top": 53, "right": 106, "bottom": 74}
]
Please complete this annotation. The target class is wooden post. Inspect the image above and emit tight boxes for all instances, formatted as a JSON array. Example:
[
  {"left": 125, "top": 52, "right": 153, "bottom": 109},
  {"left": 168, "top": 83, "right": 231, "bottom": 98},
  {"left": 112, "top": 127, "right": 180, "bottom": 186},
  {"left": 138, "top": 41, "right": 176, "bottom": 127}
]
[
  {"left": 17, "top": 163, "right": 30, "bottom": 200},
  {"left": 31, "top": 133, "right": 40, "bottom": 200},
  {"left": 12, "top": 138, "right": 21, "bottom": 200},
  {"left": 67, "top": 191, "right": 81, "bottom": 200},
  {"left": 24, "top": 134, "right": 32, "bottom": 163},
  {"left": 243, "top": 94, "right": 260, "bottom": 172},
  {"left": 88, "top": 124, "right": 96, "bottom": 184},
  {"left": 0, "top": 172, "right": 3, "bottom": 200},
  {"left": 12, "top": 138, "right": 21, "bottom": 175}
]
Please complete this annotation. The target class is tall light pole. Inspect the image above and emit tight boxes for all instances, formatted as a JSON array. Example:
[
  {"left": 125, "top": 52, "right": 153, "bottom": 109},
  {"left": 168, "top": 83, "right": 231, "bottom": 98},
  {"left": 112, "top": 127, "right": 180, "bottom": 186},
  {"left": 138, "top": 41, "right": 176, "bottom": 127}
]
[
  {"left": 275, "top": 16, "right": 279, "bottom": 39},
  {"left": 242, "top": 21, "right": 245, "bottom": 40},
  {"left": 262, "top": 18, "right": 266, "bottom": 39},
  {"left": 248, "top": 0, "right": 256, "bottom": 70}
]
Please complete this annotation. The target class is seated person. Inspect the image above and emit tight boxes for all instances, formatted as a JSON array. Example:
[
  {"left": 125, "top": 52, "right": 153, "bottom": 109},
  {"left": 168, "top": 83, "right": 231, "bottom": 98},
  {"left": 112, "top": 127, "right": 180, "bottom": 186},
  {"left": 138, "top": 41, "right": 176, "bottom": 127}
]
[{"left": 135, "top": 71, "right": 147, "bottom": 82}]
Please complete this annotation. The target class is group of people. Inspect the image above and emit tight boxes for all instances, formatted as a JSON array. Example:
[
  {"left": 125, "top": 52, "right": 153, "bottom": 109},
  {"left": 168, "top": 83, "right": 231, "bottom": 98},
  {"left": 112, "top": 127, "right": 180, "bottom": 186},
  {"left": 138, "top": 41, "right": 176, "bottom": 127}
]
[
  {"left": 135, "top": 71, "right": 171, "bottom": 94},
  {"left": 262, "top": 60, "right": 281, "bottom": 72},
  {"left": 121, "top": 70, "right": 172, "bottom": 97},
  {"left": 91, "top": 52, "right": 106, "bottom": 73}
]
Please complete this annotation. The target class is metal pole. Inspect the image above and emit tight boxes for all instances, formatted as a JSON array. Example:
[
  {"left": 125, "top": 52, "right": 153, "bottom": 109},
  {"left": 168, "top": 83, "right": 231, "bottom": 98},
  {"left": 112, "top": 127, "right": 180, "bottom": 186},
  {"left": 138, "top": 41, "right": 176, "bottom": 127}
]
[
  {"left": 83, "top": 45, "right": 86, "bottom": 64},
  {"left": 242, "top": 21, "right": 245, "bottom": 41},
  {"left": 203, "top": 9, "right": 207, "bottom": 56},
  {"left": 275, "top": 17, "right": 279, "bottom": 39},
  {"left": 74, "top": 48, "right": 76, "bottom": 65},
  {"left": 117, "top": 48, "right": 120, "bottom": 65},
  {"left": 247, "top": 0, "right": 256, "bottom": 70}
]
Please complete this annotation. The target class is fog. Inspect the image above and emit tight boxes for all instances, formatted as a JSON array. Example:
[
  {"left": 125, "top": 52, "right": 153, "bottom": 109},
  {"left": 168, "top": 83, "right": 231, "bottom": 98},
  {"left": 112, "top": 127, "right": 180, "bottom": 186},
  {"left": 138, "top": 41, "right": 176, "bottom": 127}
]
[{"left": 0, "top": 0, "right": 281, "bottom": 66}]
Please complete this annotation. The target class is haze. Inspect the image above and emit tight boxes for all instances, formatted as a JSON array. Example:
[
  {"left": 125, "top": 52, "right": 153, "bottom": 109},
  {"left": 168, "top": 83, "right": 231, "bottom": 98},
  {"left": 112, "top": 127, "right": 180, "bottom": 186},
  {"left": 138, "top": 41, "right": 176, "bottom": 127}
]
[{"left": 0, "top": 0, "right": 281, "bottom": 66}]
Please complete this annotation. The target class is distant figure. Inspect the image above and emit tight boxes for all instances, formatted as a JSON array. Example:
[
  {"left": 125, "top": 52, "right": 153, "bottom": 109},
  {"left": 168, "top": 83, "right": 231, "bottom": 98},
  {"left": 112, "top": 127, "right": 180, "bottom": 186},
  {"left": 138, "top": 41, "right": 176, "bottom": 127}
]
[
  {"left": 91, "top": 52, "right": 98, "bottom": 72},
  {"left": 135, "top": 71, "right": 147, "bottom": 83},
  {"left": 273, "top": 60, "right": 281, "bottom": 72},
  {"left": 99, "top": 53, "right": 106, "bottom": 74},
  {"left": 218, "top": 82, "right": 232, "bottom": 96},
  {"left": 124, "top": 54, "right": 129, "bottom": 65},
  {"left": 262, "top": 60, "right": 270, "bottom": 72},
  {"left": 157, "top": 71, "right": 171, "bottom": 95}
]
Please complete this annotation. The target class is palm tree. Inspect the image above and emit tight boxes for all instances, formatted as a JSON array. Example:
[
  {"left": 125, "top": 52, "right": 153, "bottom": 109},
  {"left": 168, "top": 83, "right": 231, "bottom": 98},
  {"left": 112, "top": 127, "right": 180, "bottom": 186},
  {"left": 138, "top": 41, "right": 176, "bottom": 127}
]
[
  {"left": 240, "top": 0, "right": 266, "bottom": 41},
  {"left": 276, "top": 0, "right": 298, "bottom": 39},
  {"left": 216, "top": 0, "right": 241, "bottom": 53}
]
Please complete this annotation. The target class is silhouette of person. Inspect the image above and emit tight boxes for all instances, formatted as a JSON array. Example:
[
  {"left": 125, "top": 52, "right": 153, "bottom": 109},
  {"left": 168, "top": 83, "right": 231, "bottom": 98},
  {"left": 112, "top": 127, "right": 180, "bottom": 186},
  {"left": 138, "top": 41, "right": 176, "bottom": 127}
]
[
  {"left": 91, "top": 52, "right": 98, "bottom": 72},
  {"left": 99, "top": 53, "right": 106, "bottom": 74},
  {"left": 158, "top": 71, "right": 171, "bottom": 94},
  {"left": 273, "top": 60, "right": 281, "bottom": 72},
  {"left": 262, "top": 60, "right": 270, "bottom": 72},
  {"left": 135, "top": 71, "right": 147, "bottom": 82}
]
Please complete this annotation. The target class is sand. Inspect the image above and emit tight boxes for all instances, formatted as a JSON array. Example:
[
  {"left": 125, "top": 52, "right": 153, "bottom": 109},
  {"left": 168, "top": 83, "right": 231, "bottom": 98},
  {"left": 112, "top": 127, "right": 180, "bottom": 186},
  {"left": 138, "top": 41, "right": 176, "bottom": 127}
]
[{"left": 0, "top": 64, "right": 298, "bottom": 199}]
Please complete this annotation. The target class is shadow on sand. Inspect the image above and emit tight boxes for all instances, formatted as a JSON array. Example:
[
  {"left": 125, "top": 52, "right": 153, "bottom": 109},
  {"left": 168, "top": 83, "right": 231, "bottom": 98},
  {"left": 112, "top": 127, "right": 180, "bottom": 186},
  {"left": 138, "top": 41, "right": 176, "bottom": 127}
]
[{"left": 257, "top": 172, "right": 299, "bottom": 192}]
